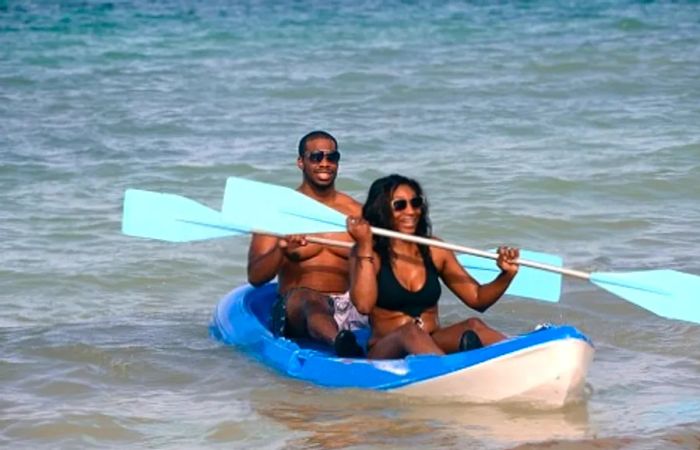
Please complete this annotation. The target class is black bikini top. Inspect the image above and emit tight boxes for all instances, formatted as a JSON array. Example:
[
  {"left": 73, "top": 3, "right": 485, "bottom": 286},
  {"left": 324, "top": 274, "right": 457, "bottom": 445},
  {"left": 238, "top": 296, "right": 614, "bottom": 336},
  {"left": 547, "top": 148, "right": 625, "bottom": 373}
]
[{"left": 375, "top": 251, "right": 441, "bottom": 317}]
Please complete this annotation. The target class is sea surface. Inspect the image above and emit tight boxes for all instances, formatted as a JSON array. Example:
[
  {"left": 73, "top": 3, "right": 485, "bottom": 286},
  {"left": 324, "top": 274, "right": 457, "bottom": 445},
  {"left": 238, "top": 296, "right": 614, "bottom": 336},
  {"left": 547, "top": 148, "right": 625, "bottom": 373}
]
[{"left": 2, "top": 1, "right": 700, "bottom": 448}]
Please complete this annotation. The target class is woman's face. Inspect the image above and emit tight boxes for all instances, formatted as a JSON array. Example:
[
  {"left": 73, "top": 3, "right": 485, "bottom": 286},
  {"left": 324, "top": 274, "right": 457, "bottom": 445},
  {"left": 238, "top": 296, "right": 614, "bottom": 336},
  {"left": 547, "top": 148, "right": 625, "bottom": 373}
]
[{"left": 389, "top": 184, "right": 423, "bottom": 235}]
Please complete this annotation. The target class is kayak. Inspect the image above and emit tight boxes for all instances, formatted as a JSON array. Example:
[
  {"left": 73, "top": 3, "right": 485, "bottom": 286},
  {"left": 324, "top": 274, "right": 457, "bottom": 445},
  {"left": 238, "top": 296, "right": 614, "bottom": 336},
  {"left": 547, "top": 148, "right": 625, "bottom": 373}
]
[{"left": 209, "top": 283, "right": 595, "bottom": 407}]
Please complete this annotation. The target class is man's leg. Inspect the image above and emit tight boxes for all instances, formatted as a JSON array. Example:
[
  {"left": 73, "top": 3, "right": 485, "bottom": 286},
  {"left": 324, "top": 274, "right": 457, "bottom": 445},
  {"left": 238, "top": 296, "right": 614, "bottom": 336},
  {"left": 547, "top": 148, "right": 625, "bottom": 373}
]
[
  {"left": 284, "top": 288, "right": 364, "bottom": 357},
  {"left": 283, "top": 288, "right": 337, "bottom": 345},
  {"left": 303, "top": 290, "right": 340, "bottom": 345}
]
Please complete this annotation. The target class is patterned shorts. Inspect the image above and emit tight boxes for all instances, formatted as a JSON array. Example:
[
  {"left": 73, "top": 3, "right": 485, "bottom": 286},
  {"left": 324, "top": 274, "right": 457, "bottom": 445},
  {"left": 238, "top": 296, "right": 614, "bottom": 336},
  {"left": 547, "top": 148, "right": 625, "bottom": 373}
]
[{"left": 329, "top": 291, "right": 369, "bottom": 332}]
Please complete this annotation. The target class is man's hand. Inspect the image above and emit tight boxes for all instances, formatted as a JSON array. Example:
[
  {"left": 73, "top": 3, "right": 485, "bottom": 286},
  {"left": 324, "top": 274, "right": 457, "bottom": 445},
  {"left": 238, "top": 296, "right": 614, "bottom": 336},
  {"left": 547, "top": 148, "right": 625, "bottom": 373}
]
[{"left": 278, "top": 234, "right": 309, "bottom": 251}]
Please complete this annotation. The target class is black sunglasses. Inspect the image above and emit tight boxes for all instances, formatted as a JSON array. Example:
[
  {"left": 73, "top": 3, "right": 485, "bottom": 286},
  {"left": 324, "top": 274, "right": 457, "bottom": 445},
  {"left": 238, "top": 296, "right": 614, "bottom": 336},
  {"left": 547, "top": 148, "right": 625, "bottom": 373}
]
[
  {"left": 391, "top": 196, "right": 424, "bottom": 212},
  {"left": 305, "top": 150, "right": 341, "bottom": 164}
]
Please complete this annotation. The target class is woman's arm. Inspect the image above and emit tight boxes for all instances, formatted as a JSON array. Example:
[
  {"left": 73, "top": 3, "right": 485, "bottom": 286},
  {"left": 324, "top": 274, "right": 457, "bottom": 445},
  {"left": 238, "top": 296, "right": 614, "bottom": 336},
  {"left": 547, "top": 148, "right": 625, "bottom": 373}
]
[
  {"left": 347, "top": 216, "right": 379, "bottom": 315},
  {"left": 436, "top": 244, "right": 519, "bottom": 313}
]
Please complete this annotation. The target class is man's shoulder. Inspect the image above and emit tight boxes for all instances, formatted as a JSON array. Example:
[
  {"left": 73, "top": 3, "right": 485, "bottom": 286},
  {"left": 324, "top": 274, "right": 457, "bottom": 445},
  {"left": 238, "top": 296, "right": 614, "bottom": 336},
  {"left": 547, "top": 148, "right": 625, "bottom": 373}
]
[
  {"left": 336, "top": 191, "right": 361, "bottom": 206},
  {"left": 335, "top": 191, "right": 362, "bottom": 214}
]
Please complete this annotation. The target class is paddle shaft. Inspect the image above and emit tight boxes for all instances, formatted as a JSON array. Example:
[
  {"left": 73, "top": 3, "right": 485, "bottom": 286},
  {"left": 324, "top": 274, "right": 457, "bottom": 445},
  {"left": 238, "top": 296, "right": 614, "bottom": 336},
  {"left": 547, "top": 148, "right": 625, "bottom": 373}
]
[
  {"left": 369, "top": 226, "right": 591, "bottom": 280},
  {"left": 274, "top": 225, "right": 581, "bottom": 279},
  {"left": 223, "top": 178, "right": 700, "bottom": 323},
  {"left": 289, "top": 225, "right": 581, "bottom": 279},
  {"left": 251, "top": 230, "right": 352, "bottom": 249}
]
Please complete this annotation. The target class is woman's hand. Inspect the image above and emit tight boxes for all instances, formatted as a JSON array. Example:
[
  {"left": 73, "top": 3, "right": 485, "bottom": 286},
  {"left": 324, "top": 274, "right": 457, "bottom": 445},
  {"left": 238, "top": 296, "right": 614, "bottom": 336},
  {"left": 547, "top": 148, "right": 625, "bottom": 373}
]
[
  {"left": 346, "top": 216, "right": 372, "bottom": 246},
  {"left": 496, "top": 246, "right": 520, "bottom": 275}
]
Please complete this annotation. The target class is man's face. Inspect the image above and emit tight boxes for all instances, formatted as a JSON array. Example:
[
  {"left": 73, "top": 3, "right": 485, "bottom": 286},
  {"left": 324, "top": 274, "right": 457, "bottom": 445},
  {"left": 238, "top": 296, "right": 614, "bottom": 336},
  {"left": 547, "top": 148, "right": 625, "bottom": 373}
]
[{"left": 297, "top": 136, "right": 340, "bottom": 189}]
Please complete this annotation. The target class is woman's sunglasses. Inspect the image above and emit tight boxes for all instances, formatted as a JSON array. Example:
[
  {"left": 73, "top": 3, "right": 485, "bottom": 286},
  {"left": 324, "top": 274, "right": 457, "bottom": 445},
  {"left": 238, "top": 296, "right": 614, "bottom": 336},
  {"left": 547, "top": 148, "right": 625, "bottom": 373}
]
[
  {"left": 391, "top": 196, "right": 424, "bottom": 212},
  {"left": 305, "top": 150, "right": 341, "bottom": 164}
]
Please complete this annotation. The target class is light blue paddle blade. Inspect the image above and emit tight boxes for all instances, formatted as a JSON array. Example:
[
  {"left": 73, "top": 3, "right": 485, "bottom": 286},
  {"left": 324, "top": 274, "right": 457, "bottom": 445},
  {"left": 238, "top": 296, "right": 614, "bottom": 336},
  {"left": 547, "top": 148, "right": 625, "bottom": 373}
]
[
  {"left": 457, "top": 250, "right": 563, "bottom": 302},
  {"left": 222, "top": 176, "right": 346, "bottom": 234},
  {"left": 590, "top": 270, "right": 700, "bottom": 324},
  {"left": 122, "top": 189, "right": 245, "bottom": 242}
]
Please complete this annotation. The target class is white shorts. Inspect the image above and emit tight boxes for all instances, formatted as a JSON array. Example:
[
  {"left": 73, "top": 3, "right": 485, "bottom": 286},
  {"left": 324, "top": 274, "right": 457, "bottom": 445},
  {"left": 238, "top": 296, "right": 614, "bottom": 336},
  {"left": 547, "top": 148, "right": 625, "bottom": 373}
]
[{"left": 329, "top": 292, "right": 369, "bottom": 331}]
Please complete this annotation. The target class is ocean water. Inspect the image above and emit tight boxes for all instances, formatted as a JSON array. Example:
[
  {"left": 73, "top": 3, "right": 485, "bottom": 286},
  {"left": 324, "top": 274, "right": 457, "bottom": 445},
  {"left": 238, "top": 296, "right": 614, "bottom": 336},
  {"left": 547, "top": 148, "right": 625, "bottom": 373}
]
[{"left": 2, "top": 0, "right": 700, "bottom": 448}]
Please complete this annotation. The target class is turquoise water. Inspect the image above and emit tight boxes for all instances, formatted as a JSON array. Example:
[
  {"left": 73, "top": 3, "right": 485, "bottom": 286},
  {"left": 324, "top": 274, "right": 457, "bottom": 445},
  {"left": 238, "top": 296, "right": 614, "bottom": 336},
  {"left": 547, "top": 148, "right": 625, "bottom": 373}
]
[{"left": 2, "top": 1, "right": 700, "bottom": 448}]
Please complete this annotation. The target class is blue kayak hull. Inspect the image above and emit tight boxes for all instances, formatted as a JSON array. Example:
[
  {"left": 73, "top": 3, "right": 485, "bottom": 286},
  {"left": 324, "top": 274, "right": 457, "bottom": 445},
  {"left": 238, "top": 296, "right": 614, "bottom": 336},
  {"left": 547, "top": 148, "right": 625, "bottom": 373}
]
[{"left": 210, "top": 283, "right": 595, "bottom": 406}]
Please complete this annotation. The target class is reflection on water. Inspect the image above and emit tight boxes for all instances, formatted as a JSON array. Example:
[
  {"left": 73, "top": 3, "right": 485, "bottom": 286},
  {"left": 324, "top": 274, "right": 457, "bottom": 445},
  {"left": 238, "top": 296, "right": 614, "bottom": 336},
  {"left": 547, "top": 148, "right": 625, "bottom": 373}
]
[
  {"left": 511, "top": 422, "right": 700, "bottom": 450},
  {"left": 253, "top": 386, "right": 591, "bottom": 449}
]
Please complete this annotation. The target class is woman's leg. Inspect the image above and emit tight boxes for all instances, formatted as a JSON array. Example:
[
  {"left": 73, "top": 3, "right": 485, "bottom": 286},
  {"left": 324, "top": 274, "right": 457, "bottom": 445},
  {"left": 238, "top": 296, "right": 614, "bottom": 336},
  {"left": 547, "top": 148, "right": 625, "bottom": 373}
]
[
  {"left": 431, "top": 317, "right": 507, "bottom": 353},
  {"left": 368, "top": 322, "right": 445, "bottom": 359}
]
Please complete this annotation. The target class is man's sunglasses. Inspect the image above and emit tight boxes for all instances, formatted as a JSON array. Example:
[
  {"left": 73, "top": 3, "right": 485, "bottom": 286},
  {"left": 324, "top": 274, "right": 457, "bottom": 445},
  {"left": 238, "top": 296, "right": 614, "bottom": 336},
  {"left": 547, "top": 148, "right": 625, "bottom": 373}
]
[
  {"left": 305, "top": 150, "right": 341, "bottom": 164},
  {"left": 391, "top": 196, "right": 424, "bottom": 212}
]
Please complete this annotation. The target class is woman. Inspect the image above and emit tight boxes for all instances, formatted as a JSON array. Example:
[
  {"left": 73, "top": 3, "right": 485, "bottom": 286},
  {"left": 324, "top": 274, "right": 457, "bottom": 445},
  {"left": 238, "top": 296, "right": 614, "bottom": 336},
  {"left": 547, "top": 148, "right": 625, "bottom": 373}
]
[{"left": 346, "top": 174, "right": 519, "bottom": 359}]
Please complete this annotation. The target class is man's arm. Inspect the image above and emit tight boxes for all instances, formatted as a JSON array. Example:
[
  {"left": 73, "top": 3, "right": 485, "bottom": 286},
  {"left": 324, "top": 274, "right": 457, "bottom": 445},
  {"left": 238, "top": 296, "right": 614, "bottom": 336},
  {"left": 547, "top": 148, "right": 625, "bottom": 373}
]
[{"left": 247, "top": 234, "right": 284, "bottom": 287}]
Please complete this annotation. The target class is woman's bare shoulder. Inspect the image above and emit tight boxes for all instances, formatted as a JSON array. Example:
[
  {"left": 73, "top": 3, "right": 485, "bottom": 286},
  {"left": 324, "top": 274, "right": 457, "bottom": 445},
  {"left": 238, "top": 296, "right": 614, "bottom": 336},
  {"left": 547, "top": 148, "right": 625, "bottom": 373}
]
[{"left": 427, "top": 236, "right": 452, "bottom": 265}]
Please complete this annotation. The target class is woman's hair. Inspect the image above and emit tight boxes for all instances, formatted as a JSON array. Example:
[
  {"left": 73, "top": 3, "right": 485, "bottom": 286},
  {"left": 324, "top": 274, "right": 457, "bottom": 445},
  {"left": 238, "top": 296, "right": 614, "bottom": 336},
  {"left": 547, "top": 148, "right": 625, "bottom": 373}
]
[{"left": 362, "top": 174, "right": 432, "bottom": 263}]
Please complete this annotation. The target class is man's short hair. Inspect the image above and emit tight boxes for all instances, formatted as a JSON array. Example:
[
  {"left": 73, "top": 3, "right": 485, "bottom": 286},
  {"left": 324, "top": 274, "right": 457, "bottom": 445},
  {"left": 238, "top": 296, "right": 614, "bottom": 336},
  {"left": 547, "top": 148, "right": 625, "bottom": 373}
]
[{"left": 298, "top": 130, "right": 338, "bottom": 157}]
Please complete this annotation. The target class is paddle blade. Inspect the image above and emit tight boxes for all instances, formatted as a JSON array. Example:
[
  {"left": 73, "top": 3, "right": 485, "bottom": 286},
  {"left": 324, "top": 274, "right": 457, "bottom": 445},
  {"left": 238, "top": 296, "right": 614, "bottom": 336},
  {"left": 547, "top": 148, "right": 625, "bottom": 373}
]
[
  {"left": 122, "top": 189, "right": 244, "bottom": 242},
  {"left": 222, "top": 176, "right": 346, "bottom": 235},
  {"left": 590, "top": 270, "right": 700, "bottom": 324},
  {"left": 458, "top": 250, "right": 563, "bottom": 302}
]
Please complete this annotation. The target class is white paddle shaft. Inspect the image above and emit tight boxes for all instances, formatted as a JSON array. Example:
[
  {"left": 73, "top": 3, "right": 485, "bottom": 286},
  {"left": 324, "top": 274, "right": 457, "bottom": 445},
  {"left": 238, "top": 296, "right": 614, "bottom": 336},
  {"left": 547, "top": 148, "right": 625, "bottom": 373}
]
[
  {"left": 260, "top": 225, "right": 588, "bottom": 280},
  {"left": 369, "top": 226, "right": 591, "bottom": 280},
  {"left": 251, "top": 229, "right": 353, "bottom": 249}
]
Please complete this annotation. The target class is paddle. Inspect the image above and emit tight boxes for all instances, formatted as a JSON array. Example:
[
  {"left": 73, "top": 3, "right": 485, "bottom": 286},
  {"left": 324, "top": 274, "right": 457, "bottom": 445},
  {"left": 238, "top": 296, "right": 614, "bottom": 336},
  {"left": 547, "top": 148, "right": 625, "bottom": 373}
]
[
  {"left": 220, "top": 177, "right": 563, "bottom": 302},
  {"left": 122, "top": 188, "right": 563, "bottom": 302},
  {"left": 458, "top": 252, "right": 562, "bottom": 303},
  {"left": 221, "top": 176, "right": 700, "bottom": 324},
  {"left": 121, "top": 189, "right": 350, "bottom": 247}
]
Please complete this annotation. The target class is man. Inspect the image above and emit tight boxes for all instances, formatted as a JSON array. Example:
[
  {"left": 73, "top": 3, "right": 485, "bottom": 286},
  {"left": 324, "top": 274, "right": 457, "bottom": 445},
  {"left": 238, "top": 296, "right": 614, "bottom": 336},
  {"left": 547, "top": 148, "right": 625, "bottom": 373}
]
[{"left": 247, "top": 130, "right": 367, "bottom": 357}]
